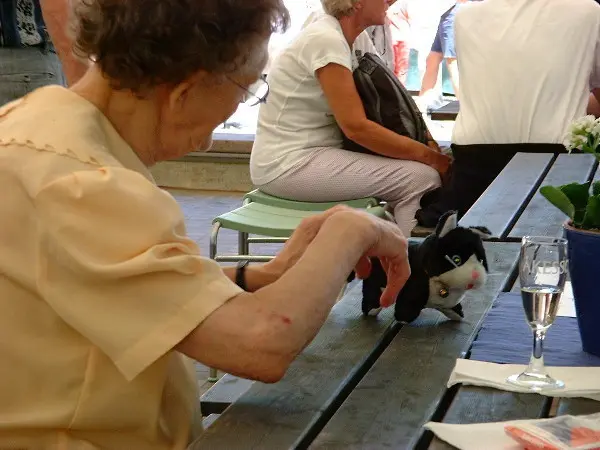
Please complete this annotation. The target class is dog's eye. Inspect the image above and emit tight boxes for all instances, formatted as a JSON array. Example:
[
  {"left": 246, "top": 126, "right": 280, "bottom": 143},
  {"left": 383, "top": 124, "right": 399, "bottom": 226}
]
[{"left": 451, "top": 255, "right": 462, "bottom": 265}]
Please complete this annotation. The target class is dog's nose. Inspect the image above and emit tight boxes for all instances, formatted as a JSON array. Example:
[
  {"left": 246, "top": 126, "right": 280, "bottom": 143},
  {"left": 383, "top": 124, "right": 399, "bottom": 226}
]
[{"left": 472, "top": 270, "right": 480, "bottom": 281}]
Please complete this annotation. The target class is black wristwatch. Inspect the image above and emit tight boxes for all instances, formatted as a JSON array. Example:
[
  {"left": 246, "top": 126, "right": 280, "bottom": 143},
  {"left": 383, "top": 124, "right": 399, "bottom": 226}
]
[{"left": 235, "top": 260, "right": 250, "bottom": 291}]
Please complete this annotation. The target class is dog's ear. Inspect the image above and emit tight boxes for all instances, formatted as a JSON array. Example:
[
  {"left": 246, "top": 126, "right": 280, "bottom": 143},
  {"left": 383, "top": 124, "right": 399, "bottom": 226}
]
[
  {"left": 435, "top": 210, "right": 458, "bottom": 238},
  {"left": 473, "top": 235, "right": 489, "bottom": 272},
  {"left": 468, "top": 226, "right": 492, "bottom": 240}
]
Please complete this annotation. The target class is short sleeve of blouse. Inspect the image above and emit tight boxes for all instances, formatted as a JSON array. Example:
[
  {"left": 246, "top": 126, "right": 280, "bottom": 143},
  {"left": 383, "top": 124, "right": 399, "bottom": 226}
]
[
  {"left": 298, "top": 20, "right": 353, "bottom": 73},
  {"left": 34, "top": 166, "right": 243, "bottom": 381}
]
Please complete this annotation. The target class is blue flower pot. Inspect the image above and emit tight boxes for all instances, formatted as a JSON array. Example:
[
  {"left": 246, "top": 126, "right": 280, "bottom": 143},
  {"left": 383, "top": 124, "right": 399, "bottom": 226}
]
[{"left": 564, "top": 222, "right": 600, "bottom": 357}]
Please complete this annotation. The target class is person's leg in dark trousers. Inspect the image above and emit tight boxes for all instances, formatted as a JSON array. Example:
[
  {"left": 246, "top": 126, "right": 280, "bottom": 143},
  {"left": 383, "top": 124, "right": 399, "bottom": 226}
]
[
  {"left": 416, "top": 143, "right": 566, "bottom": 227},
  {"left": 0, "top": 44, "right": 65, "bottom": 106}
]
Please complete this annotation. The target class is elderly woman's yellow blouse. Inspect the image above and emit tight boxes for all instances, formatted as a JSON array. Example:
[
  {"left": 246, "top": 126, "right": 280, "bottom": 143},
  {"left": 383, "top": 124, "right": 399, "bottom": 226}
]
[{"left": 0, "top": 86, "right": 243, "bottom": 449}]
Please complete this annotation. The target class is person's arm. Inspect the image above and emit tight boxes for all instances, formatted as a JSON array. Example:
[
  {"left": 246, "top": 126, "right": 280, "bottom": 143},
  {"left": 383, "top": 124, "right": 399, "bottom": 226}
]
[
  {"left": 176, "top": 210, "right": 409, "bottom": 383},
  {"left": 36, "top": 169, "right": 408, "bottom": 386},
  {"left": 588, "top": 89, "right": 600, "bottom": 117},
  {"left": 40, "top": 0, "right": 88, "bottom": 85},
  {"left": 221, "top": 265, "right": 277, "bottom": 292},
  {"left": 316, "top": 63, "right": 450, "bottom": 174}
]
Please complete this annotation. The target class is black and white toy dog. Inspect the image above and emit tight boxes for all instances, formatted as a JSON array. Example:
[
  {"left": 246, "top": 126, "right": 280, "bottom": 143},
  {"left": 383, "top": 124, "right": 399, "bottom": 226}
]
[{"left": 361, "top": 211, "right": 490, "bottom": 323}]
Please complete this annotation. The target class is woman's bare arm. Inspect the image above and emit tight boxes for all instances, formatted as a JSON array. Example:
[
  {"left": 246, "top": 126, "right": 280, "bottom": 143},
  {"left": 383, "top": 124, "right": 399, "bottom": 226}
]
[
  {"left": 588, "top": 89, "right": 600, "bottom": 117},
  {"left": 176, "top": 210, "right": 409, "bottom": 383},
  {"left": 316, "top": 63, "right": 450, "bottom": 174},
  {"left": 40, "top": 0, "right": 89, "bottom": 85}
]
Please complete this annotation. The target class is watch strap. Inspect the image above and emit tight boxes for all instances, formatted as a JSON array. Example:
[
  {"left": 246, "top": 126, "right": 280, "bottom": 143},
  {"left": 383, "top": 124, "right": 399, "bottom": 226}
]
[{"left": 235, "top": 260, "right": 250, "bottom": 290}]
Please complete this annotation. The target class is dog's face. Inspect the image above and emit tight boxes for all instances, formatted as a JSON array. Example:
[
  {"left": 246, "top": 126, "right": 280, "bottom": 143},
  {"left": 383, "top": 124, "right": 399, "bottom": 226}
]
[
  {"left": 426, "top": 227, "right": 488, "bottom": 290},
  {"left": 422, "top": 211, "right": 489, "bottom": 318}
]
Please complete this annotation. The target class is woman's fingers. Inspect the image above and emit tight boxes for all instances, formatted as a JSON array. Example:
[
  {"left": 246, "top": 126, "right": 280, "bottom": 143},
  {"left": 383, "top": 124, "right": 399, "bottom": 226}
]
[
  {"left": 379, "top": 257, "right": 411, "bottom": 307},
  {"left": 354, "top": 255, "right": 372, "bottom": 279}
]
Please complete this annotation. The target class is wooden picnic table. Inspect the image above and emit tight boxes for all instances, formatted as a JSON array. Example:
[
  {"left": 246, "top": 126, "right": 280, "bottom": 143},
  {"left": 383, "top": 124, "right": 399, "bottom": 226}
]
[
  {"left": 193, "top": 152, "right": 600, "bottom": 449},
  {"left": 430, "top": 100, "right": 459, "bottom": 121},
  {"left": 459, "top": 152, "right": 599, "bottom": 242},
  {"left": 192, "top": 240, "right": 598, "bottom": 450}
]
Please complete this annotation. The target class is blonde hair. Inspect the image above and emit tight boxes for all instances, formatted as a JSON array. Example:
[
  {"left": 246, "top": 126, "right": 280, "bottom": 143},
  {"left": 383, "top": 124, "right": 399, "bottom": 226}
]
[{"left": 320, "top": 0, "right": 359, "bottom": 18}]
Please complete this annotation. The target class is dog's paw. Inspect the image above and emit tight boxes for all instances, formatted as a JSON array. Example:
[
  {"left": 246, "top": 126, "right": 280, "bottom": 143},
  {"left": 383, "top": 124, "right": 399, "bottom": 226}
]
[
  {"left": 365, "top": 307, "right": 382, "bottom": 317},
  {"left": 435, "top": 303, "right": 464, "bottom": 321}
]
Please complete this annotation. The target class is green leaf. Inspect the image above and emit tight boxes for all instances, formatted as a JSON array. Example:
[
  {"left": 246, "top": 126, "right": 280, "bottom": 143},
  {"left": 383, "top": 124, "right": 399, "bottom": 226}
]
[
  {"left": 593, "top": 181, "right": 600, "bottom": 197},
  {"left": 540, "top": 185, "right": 576, "bottom": 221},
  {"left": 559, "top": 182, "right": 590, "bottom": 224},
  {"left": 581, "top": 144, "right": 595, "bottom": 155},
  {"left": 588, "top": 133, "right": 596, "bottom": 149},
  {"left": 582, "top": 195, "right": 600, "bottom": 229}
]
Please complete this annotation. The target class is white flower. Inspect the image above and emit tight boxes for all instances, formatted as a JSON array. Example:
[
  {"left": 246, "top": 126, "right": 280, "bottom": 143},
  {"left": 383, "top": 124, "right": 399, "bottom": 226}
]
[
  {"left": 592, "top": 118, "right": 600, "bottom": 137},
  {"left": 563, "top": 115, "right": 600, "bottom": 152}
]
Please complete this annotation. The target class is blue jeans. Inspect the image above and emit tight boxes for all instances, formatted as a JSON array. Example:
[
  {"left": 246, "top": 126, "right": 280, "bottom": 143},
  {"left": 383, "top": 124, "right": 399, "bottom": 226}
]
[{"left": 0, "top": 45, "right": 65, "bottom": 106}]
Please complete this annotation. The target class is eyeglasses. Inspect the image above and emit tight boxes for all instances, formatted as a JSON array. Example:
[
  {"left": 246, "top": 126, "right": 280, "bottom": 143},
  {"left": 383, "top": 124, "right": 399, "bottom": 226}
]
[{"left": 227, "top": 75, "right": 269, "bottom": 107}]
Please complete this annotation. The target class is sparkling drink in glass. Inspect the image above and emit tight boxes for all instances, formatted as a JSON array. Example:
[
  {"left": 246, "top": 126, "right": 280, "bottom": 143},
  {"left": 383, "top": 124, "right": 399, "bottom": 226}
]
[{"left": 507, "top": 236, "right": 568, "bottom": 391}]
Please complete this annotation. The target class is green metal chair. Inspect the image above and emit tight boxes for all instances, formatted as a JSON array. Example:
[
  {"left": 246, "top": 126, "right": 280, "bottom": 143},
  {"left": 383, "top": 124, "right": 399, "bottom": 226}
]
[
  {"left": 210, "top": 202, "right": 389, "bottom": 263},
  {"left": 232, "top": 190, "right": 387, "bottom": 260},
  {"left": 242, "top": 189, "right": 381, "bottom": 210}
]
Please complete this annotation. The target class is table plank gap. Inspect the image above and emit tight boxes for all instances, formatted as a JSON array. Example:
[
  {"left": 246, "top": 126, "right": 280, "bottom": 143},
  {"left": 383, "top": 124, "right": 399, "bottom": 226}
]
[
  {"left": 509, "top": 154, "right": 597, "bottom": 240},
  {"left": 459, "top": 153, "right": 554, "bottom": 241},
  {"left": 556, "top": 398, "right": 600, "bottom": 416},
  {"left": 307, "top": 243, "right": 521, "bottom": 450},
  {"left": 292, "top": 321, "right": 403, "bottom": 449},
  {"left": 190, "top": 282, "right": 399, "bottom": 450}
]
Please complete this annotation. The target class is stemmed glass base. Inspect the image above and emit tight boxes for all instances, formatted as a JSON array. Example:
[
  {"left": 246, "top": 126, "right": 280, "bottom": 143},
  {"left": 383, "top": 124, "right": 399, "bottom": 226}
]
[
  {"left": 507, "top": 370, "right": 564, "bottom": 392},
  {"left": 507, "top": 349, "right": 565, "bottom": 392}
]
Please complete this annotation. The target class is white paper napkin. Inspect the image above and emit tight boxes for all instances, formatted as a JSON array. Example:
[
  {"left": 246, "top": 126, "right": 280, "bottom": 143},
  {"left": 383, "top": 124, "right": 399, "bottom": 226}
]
[
  {"left": 449, "top": 359, "right": 600, "bottom": 401},
  {"left": 424, "top": 413, "right": 600, "bottom": 450}
]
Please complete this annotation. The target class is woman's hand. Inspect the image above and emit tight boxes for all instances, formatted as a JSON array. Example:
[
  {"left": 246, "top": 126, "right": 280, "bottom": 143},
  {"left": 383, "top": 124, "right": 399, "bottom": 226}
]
[
  {"left": 265, "top": 206, "right": 411, "bottom": 308},
  {"left": 430, "top": 151, "right": 452, "bottom": 177},
  {"left": 263, "top": 206, "right": 351, "bottom": 281},
  {"left": 427, "top": 139, "right": 442, "bottom": 153},
  {"left": 353, "top": 212, "right": 411, "bottom": 307}
]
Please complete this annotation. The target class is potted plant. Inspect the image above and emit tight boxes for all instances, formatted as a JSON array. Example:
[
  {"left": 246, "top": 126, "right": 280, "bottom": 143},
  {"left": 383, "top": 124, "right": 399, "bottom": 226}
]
[{"left": 540, "top": 115, "right": 600, "bottom": 357}]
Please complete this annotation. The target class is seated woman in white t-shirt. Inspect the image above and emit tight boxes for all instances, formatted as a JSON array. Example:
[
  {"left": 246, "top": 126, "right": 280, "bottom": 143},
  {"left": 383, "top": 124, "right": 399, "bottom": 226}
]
[
  {"left": 250, "top": 0, "right": 451, "bottom": 236},
  {"left": 416, "top": 0, "right": 600, "bottom": 226}
]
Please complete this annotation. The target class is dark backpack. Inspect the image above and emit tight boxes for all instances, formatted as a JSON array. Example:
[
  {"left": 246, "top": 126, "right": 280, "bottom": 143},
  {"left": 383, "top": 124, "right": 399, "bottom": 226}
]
[{"left": 342, "top": 51, "right": 429, "bottom": 155}]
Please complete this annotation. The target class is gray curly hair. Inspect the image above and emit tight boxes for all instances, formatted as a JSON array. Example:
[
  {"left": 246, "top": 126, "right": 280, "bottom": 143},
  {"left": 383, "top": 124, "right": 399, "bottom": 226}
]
[{"left": 320, "top": 0, "right": 360, "bottom": 18}]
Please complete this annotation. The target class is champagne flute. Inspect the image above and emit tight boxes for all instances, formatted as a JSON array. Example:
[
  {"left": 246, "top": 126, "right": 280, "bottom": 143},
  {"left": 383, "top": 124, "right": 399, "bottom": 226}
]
[{"left": 507, "top": 236, "right": 568, "bottom": 391}]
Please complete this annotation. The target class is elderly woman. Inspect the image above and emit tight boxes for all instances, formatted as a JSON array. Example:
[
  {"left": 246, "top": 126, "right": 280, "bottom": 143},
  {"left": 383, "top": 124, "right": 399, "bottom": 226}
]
[
  {"left": 0, "top": 0, "right": 412, "bottom": 448},
  {"left": 250, "top": 0, "right": 451, "bottom": 236}
]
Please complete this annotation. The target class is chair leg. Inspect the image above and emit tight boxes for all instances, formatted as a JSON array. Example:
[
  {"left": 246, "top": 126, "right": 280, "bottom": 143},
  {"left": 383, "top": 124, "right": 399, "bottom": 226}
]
[
  {"left": 238, "top": 231, "right": 249, "bottom": 256},
  {"left": 208, "top": 223, "right": 221, "bottom": 382},
  {"left": 210, "top": 222, "right": 221, "bottom": 259}
]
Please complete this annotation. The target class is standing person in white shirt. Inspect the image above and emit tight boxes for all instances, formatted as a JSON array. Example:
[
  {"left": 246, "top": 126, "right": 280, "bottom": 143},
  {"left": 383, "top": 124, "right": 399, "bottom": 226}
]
[
  {"left": 416, "top": 0, "right": 600, "bottom": 227},
  {"left": 250, "top": 0, "right": 450, "bottom": 236}
]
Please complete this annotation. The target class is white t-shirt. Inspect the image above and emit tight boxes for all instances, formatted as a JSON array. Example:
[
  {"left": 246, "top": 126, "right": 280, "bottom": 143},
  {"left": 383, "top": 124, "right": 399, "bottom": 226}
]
[
  {"left": 301, "top": 9, "right": 380, "bottom": 59},
  {"left": 250, "top": 14, "right": 369, "bottom": 185},
  {"left": 452, "top": 0, "right": 600, "bottom": 145}
]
